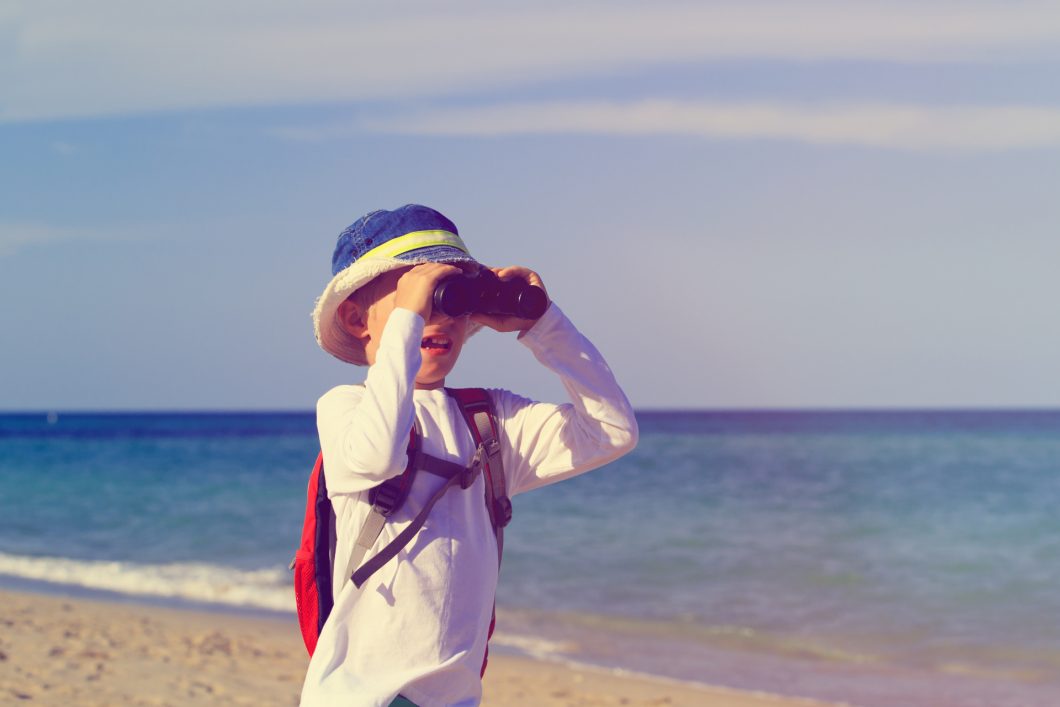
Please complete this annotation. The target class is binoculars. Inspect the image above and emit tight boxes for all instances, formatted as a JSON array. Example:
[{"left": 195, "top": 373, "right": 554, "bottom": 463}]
[{"left": 433, "top": 268, "right": 548, "bottom": 320}]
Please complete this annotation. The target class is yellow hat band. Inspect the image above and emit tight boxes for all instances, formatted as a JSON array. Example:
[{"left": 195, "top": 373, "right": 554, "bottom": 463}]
[{"left": 359, "top": 229, "right": 470, "bottom": 260}]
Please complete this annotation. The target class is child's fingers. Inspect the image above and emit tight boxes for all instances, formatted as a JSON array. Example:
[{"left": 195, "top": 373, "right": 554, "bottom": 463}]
[
  {"left": 470, "top": 265, "right": 550, "bottom": 334},
  {"left": 403, "top": 263, "right": 465, "bottom": 293},
  {"left": 469, "top": 312, "right": 508, "bottom": 331},
  {"left": 395, "top": 263, "right": 464, "bottom": 319},
  {"left": 410, "top": 262, "right": 463, "bottom": 281},
  {"left": 491, "top": 266, "right": 548, "bottom": 299}
]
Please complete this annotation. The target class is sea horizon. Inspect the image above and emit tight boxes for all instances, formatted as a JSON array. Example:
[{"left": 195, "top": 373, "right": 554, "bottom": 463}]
[{"left": 8, "top": 405, "right": 1060, "bottom": 413}]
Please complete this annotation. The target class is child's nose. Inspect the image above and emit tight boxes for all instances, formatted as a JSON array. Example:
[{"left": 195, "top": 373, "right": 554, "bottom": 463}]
[{"left": 428, "top": 309, "right": 454, "bottom": 325}]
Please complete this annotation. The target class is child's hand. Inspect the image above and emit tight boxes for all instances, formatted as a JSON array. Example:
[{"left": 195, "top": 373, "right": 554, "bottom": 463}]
[
  {"left": 395, "top": 263, "right": 465, "bottom": 321},
  {"left": 471, "top": 266, "right": 550, "bottom": 334}
]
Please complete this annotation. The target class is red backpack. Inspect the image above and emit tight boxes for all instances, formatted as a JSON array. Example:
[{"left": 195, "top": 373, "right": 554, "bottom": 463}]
[{"left": 292, "top": 387, "right": 512, "bottom": 673}]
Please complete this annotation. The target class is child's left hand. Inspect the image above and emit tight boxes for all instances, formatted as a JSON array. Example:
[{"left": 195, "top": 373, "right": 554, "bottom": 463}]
[{"left": 471, "top": 266, "right": 550, "bottom": 335}]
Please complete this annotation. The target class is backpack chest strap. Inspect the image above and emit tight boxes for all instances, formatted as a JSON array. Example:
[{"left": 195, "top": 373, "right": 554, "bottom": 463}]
[
  {"left": 344, "top": 388, "right": 511, "bottom": 591},
  {"left": 348, "top": 445, "right": 489, "bottom": 588},
  {"left": 344, "top": 446, "right": 468, "bottom": 589}
]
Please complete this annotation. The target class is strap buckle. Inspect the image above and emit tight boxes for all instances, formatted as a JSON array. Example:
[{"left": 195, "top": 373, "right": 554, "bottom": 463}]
[
  {"left": 462, "top": 443, "right": 487, "bottom": 489},
  {"left": 493, "top": 496, "right": 513, "bottom": 528},
  {"left": 482, "top": 436, "right": 501, "bottom": 459},
  {"left": 371, "top": 482, "right": 402, "bottom": 516}
]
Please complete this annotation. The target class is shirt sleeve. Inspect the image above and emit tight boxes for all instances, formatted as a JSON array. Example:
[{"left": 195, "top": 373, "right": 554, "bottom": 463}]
[
  {"left": 490, "top": 303, "right": 639, "bottom": 496},
  {"left": 316, "top": 308, "right": 424, "bottom": 495}
]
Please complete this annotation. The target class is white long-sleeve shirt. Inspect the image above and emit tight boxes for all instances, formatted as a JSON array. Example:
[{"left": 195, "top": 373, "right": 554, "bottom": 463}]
[{"left": 300, "top": 303, "right": 638, "bottom": 707}]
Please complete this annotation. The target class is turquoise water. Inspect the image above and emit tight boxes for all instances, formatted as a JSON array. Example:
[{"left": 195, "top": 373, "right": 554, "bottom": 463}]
[{"left": 2, "top": 410, "right": 1059, "bottom": 705}]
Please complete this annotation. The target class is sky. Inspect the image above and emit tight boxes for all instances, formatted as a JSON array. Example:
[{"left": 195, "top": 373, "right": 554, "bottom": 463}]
[{"left": 2, "top": 1, "right": 1060, "bottom": 410}]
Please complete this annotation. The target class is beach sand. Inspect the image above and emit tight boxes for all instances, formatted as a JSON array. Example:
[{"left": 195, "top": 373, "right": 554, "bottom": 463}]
[{"left": 0, "top": 589, "right": 839, "bottom": 706}]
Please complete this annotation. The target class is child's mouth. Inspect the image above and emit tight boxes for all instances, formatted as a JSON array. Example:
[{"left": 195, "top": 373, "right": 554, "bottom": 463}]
[{"left": 421, "top": 336, "right": 453, "bottom": 356}]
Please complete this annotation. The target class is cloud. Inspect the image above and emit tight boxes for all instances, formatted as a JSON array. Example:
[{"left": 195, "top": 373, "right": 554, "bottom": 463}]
[
  {"left": 4, "top": 1, "right": 1060, "bottom": 122},
  {"left": 50, "top": 141, "right": 77, "bottom": 155},
  {"left": 277, "top": 99, "right": 1060, "bottom": 151},
  {"left": 0, "top": 222, "right": 136, "bottom": 257},
  {"left": 0, "top": 224, "right": 70, "bottom": 257}
]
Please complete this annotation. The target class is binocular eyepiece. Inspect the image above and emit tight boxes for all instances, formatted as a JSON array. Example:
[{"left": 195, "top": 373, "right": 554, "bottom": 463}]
[{"left": 433, "top": 268, "right": 548, "bottom": 320}]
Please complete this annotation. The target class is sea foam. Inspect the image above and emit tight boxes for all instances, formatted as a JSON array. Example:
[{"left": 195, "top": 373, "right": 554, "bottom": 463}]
[{"left": 0, "top": 552, "right": 295, "bottom": 613}]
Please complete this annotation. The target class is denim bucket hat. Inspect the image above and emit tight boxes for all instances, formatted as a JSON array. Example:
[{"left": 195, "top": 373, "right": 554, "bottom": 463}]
[{"left": 313, "top": 204, "right": 480, "bottom": 365}]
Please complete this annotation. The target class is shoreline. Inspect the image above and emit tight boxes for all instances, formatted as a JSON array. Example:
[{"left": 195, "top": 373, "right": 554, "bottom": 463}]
[
  {"left": 0, "top": 587, "right": 842, "bottom": 706},
  {"left": 4, "top": 575, "right": 1057, "bottom": 706}
]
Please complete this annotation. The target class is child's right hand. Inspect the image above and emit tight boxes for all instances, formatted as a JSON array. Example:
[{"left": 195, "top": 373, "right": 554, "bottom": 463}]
[{"left": 394, "top": 263, "right": 465, "bottom": 321}]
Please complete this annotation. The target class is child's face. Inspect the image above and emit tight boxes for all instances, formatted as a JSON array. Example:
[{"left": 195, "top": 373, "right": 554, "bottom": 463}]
[{"left": 353, "top": 268, "right": 470, "bottom": 389}]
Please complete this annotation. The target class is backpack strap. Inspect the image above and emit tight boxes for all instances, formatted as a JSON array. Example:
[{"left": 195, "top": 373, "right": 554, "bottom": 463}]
[
  {"left": 446, "top": 387, "right": 509, "bottom": 678},
  {"left": 446, "top": 388, "right": 511, "bottom": 562},
  {"left": 341, "top": 422, "right": 467, "bottom": 591},
  {"left": 350, "top": 442, "right": 484, "bottom": 589},
  {"left": 346, "top": 389, "right": 511, "bottom": 590},
  {"left": 337, "top": 424, "right": 416, "bottom": 589}
]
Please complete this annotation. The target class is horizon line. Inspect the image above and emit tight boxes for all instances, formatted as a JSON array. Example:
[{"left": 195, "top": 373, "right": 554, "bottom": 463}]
[{"left": 6, "top": 406, "right": 1060, "bottom": 415}]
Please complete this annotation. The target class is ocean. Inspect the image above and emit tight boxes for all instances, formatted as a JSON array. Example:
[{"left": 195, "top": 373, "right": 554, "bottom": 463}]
[{"left": 2, "top": 410, "right": 1059, "bottom": 706}]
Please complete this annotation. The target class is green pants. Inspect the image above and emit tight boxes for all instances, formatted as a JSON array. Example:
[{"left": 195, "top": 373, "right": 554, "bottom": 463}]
[{"left": 389, "top": 697, "right": 417, "bottom": 707}]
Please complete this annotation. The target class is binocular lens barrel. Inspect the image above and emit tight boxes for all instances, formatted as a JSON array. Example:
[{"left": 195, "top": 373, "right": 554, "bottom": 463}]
[
  {"left": 433, "top": 280, "right": 475, "bottom": 317},
  {"left": 509, "top": 285, "right": 548, "bottom": 320},
  {"left": 433, "top": 270, "right": 547, "bottom": 320}
]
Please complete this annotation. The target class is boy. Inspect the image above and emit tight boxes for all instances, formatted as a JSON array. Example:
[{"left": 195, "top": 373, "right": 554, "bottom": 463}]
[{"left": 303, "top": 204, "right": 638, "bottom": 706}]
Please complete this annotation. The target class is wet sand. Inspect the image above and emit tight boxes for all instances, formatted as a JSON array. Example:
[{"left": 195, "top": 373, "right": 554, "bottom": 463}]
[{"left": 0, "top": 589, "right": 840, "bottom": 706}]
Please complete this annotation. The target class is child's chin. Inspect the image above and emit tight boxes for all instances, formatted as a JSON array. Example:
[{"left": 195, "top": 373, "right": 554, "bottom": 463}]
[{"left": 416, "top": 364, "right": 455, "bottom": 388}]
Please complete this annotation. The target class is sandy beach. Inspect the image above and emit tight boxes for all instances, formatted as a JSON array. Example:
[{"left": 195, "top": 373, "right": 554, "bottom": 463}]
[{"left": 0, "top": 588, "right": 840, "bottom": 706}]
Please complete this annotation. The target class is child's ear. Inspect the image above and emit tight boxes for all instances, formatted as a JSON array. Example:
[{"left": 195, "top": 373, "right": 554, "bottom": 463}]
[{"left": 337, "top": 299, "right": 370, "bottom": 342}]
